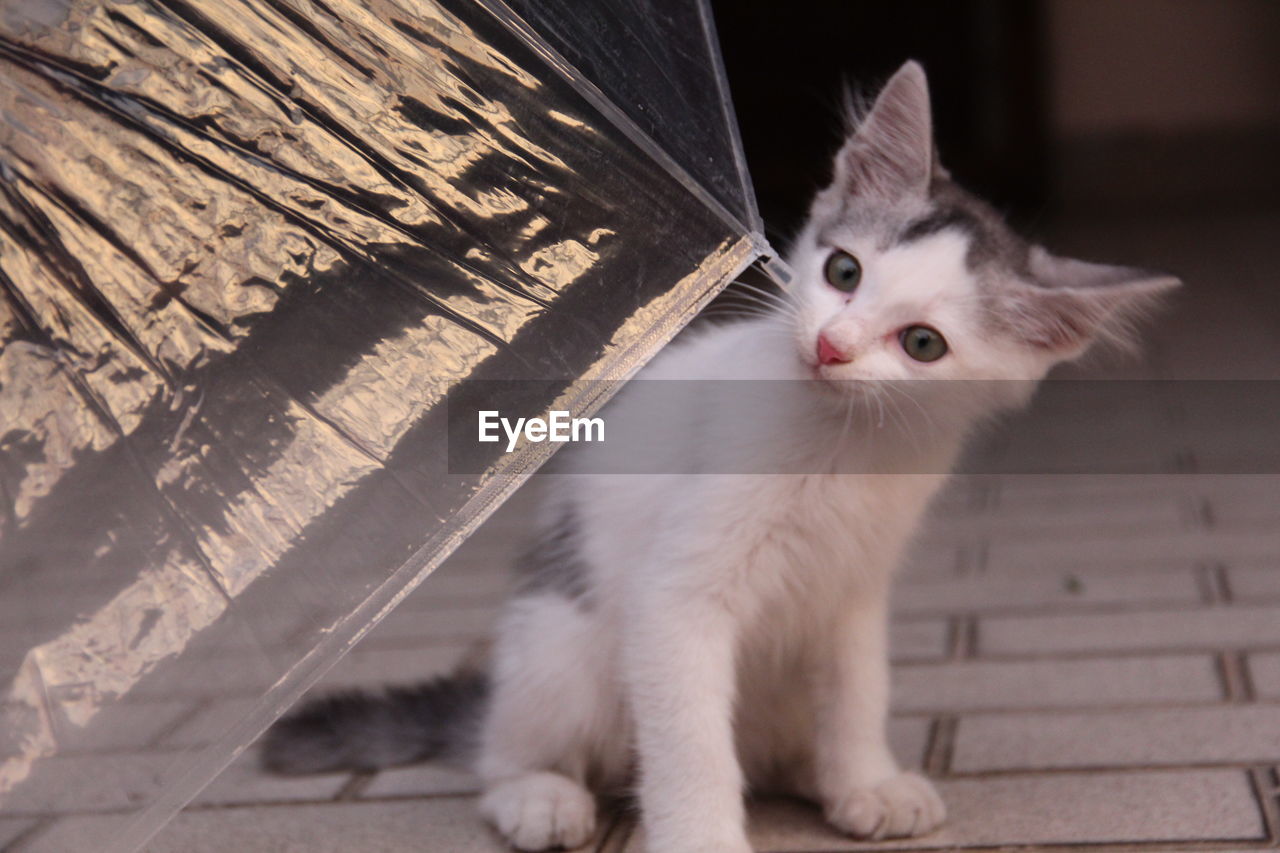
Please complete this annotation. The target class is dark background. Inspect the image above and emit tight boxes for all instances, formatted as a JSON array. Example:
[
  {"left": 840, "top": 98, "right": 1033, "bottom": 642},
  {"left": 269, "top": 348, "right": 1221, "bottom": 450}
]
[{"left": 708, "top": 0, "right": 1280, "bottom": 243}]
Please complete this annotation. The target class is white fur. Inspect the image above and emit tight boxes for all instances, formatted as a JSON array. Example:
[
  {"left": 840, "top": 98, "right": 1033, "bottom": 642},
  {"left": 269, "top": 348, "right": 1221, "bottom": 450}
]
[
  {"left": 473, "top": 221, "right": 1059, "bottom": 851},
  {"left": 472, "top": 62, "right": 1167, "bottom": 853}
]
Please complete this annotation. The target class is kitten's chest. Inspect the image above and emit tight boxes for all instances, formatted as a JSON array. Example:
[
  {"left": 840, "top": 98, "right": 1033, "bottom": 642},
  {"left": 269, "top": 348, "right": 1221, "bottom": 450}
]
[{"left": 743, "top": 474, "right": 936, "bottom": 581}]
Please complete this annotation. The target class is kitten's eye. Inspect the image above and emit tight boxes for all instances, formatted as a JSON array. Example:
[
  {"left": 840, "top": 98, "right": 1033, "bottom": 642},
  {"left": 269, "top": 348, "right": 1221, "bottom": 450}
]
[
  {"left": 900, "top": 325, "right": 948, "bottom": 362},
  {"left": 823, "top": 251, "right": 861, "bottom": 293}
]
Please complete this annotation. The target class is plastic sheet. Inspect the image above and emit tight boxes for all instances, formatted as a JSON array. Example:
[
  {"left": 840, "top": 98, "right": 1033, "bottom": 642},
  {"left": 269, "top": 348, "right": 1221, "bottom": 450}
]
[{"left": 0, "top": 0, "right": 768, "bottom": 848}]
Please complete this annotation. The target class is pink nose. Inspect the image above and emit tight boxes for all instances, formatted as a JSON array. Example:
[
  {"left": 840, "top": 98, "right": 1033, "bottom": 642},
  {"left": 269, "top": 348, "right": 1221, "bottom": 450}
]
[{"left": 816, "top": 332, "right": 850, "bottom": 365}]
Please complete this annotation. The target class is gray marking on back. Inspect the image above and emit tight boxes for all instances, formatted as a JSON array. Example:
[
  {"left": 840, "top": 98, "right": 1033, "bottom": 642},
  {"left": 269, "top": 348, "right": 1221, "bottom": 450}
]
[{"left": 515, "top": 502, "right": 593, "bottom": 605}]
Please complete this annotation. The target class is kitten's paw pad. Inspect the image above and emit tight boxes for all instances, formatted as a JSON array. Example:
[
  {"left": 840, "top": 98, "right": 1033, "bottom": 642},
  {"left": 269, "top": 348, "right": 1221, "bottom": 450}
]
[
  {"left": 480, "top": 772, "right": 597, "bottom": 851},
  {"left": 824, "top": 771, "right": 945, "bottom": 840}
]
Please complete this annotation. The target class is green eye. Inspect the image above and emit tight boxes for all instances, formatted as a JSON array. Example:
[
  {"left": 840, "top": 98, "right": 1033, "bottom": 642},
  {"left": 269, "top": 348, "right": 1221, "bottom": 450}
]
[
  {"left": 823, "top": 251, "right": 861, "bottom": 293},
  {"left": 900, "top": 325, "right": 948, "bottom": 362}
]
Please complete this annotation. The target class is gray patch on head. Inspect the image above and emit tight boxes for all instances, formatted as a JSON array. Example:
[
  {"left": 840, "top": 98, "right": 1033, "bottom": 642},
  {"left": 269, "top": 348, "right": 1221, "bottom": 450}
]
[
  {"left": 515, "top": 502, "right": 593, "bottom": 605},
  {"left": 895, "top": 205, "right": 980, "bottom": 246},
  {"left": 918, "top": 180, "right": 1031, "bottom": 275},
  {"left": 884, "top": 180, "right": 1031, "bottom": 276}
]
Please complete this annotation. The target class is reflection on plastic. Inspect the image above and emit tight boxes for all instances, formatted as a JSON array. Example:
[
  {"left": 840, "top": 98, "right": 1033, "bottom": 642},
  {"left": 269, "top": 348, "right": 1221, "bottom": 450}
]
[{"left": 0, "top": 0, "right": 764, "bottom": 848}]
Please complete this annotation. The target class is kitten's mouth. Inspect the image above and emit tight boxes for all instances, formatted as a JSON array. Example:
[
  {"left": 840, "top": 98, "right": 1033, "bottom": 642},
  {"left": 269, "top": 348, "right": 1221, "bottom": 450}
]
[{"left": 809, "top": 363, "right": 866, "bottom": 398}]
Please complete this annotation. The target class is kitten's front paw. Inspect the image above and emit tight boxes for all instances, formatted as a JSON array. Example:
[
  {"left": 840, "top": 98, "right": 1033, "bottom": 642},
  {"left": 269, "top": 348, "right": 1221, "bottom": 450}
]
[
  {"left": 480, "top": 772, "right": 597, "bottom": 851},
  {"left": 824, "top": 771, "right": 945, "bottom": 840}
]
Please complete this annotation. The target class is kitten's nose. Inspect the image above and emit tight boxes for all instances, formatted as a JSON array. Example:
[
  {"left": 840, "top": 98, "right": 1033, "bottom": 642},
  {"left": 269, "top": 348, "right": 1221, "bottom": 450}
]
[{"left": 816, "top": 332, "right": 851, "bottom": 365}]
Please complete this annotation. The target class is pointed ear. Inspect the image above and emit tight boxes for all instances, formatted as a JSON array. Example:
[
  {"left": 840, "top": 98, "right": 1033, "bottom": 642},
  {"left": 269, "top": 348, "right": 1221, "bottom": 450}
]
[
  {"left": 1009, "top": 247, "right": 1181, "bottom": 358},
  {"left": 833, "top": 61, "right": 934, "bottom": 202}
]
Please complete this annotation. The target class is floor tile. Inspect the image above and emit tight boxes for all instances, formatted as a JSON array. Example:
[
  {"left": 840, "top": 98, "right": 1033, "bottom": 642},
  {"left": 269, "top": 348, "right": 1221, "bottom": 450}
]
[
  {"left": 1, "top": 751, "right": 185, "bottom": 814},
  {"left": 191, "top": 751, "right": 350, "bottom": 806},
  {"left": 952, "top": 705, "right": 1280, "bottom": 771},
  {"left": 361, "top": 604, "right": 500, "bottom": 646},
  {"left": 360, "top": 764, "right": 481, "bottom": 799},
  {"left": 0, "top": 818, "right": 37, "bottom": 848},
  {"left": 893, "top": 655, "right": 1222, "bottom": 713},
  {"left": 979, "top": 604, "right": 1280, "bottom": 655},
  {"left": 1247, "top": 652, "right": 1280, "bottom": 698},
  {"left": 1228, "top": 563, "right": 1280, "bottom": 600},
  {"left": 890, "top": 620, "right": 949, "bottom": 661},
  {"left": 887, "top": 717, "right": 931, "bottom": 771},
  {"left": 142, "top": 798, "right": 515, "bottom": 852},
  {"left": 314, "top": 643, "right": 472, "bottom": 690},
  {"left": 894, "top": 566, "right": 1200, "bottom": 615},
  {"left": 985, "top": 527, "right": 1280, "bottom": 574},
  {"left": 737, "top": 769, "right": 1265, "bottom": 850}
]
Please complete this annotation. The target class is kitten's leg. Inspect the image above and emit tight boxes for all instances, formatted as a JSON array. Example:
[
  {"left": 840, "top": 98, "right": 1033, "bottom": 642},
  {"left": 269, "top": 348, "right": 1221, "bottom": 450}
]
[
  {"left": 625, "top": 582, "right": 751, "bottom": 853},
  {"left": 477, "top": 593, "right": 612, "bottom": 851},
  {"left": 813, "top": 590, "right": 945, "bottom": 840}
]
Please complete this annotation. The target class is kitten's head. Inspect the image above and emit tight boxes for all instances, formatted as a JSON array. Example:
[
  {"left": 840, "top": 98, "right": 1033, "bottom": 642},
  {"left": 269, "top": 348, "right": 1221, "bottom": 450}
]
[{"left": 789, "top": 61, "right": 1178, "bottom": 414}]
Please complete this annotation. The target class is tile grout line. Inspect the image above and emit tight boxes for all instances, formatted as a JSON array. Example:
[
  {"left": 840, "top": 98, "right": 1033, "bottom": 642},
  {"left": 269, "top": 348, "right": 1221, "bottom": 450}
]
[
  {"left": 945, "top": 615, "right": 975, "bottom": 660},
  {"left": 1247, "top": 766, "right": 1280, "bottom": 844},
  {"left": 1194, "top": 562, "right": 1221, "bottom": 605},
  {"left": 334, "top": 771, "right": 375, "bottom": 801},
  {"left": 1214, "top": 563, "right": 1236, "bottom": 604},
  {"left": 1237, "top": 652, "right": 1259, "bottom": 703},
  {"left": 1218, "top": 651, "right": 1255, "bottom": 703},
  {"left": 923, "top": 715, "right": 957, "bottom": 778}
]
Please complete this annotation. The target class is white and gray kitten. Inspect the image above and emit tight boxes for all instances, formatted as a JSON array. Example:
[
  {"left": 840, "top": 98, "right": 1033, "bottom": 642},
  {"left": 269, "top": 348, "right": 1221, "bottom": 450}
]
[{"left": 264, "top": 61, "right": 1177, "bottom": 852}]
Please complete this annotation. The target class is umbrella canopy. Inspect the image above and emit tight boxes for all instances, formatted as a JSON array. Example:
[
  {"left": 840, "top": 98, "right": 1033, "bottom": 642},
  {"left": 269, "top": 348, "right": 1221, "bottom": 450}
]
[{"left": 0, "top": 0, "right": 771, "bottom": 848}]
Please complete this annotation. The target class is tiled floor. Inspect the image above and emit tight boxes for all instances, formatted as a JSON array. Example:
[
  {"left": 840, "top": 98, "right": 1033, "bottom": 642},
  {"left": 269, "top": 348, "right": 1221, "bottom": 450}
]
[
  {"left": 10, "top": 210, "right": 1280, "bottom": 851},
  {"left": 130, "top": 467, "right": 1280, "bottom": 853}
]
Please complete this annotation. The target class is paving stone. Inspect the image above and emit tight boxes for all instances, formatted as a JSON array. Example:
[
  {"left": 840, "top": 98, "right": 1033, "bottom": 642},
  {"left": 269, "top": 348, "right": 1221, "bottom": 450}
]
[
  {"left": 403, "top": 564, "right": 513, "bottom": 607},
  {"left": 993, "top": 474, "right": 1198, "bottom": 506},
  {"left": 889, "top": 620, "right": 949, "bottom": 661},
  {"left": 14, "top": 815, "right": 131, "bottom": 853},
  {"left": 927, "top": 498, "right": 1191, "bottom": 542},
  {"left": 985, "top": 527, "right": 1279, "bottom": 574},
  {"left": 886, "top": 717, "right": 931, "bottom": 770},
  {"left": 139, "top": 798, "right": 513, "bottom": 852},
  {"left": 898, "top": 542, "right": 966, "bottom": 579},
  {"left": 361, "top": 604, "right": 499, "bottom": 646},
  {"left": 731, "top": 769, "right": 1263, "bottom": 849},
  {"left": 952, "top": 705, "right": 1280, "bottom": 771},
  {"left": 1195, "top": 475, "right": 1280, "bottom": 525},
  {"left": 892, "top": 655, "right": 1221, "bottom": 713},
  {"left": 48, "top": 699, "right": 192, "bottom": 753},
  {"left": 0, "top": 818, "right": 37, "bottom": 848},
  {"left": 345, "top": 721, "right": 929, "bottom": 804},
  {"left": 1227, "top": 563, "right": 1280, "bottom": 599},
  {"left": 316, "top": 642, "right": 473, "bottom": 690},
  {"left": 985, "top": 431, "right": 1173, "bottom": 476},
  {"left": 361, "top": 764, "right": 481, "bottom": 798},
  {"left": 192, "top": 751, "right": 350, "bottom": 806},
  {"left": 980, "top": 605, "right": 1280, "bottom": 655},
  {"left": 127, "top": 648, "right": 281, "bottom": 700},
  {"left": 159, "top": 697, "right": 261, "bottom": 748},
  {"left": 1247, "top": 652, "right": 1280, "bottom": 698},
  {"left": 894, "top": 566, "right": 1200, "bottom": 615},
  {"left": 1, "top": 751, "right": 185, "bottom": 813}
]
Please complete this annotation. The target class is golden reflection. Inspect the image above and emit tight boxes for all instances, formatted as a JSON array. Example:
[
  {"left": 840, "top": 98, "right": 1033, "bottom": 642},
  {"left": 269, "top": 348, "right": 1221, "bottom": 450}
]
[{"left": 0, "top": 0, "right": 756, "bottom": 831}]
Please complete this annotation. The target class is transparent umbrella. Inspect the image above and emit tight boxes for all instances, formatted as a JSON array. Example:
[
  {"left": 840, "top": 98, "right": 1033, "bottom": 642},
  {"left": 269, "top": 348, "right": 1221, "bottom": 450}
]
[{"left": 0, "top": 0, "right": 775, "bottom": 849}]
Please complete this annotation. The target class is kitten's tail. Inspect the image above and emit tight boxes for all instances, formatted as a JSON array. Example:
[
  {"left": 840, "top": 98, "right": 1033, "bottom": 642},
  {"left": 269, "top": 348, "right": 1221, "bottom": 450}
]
[{"left": 259, "top": 667, "right": 488, "bottom": 775}]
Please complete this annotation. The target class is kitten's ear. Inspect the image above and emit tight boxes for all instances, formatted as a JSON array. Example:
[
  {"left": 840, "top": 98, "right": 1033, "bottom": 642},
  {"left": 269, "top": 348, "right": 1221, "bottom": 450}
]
[
  {"left": 1011, "top": 247, "right": 1181, "bottom": 358},
  {"left": 834, "top": 61, "right": 934, "bottom": 201}
]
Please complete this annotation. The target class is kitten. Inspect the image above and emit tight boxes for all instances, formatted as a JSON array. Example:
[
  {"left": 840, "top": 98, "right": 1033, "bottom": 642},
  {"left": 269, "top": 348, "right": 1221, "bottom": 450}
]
[{"left": 263, "top": 61, "right": 1178, "bottom": 852}]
